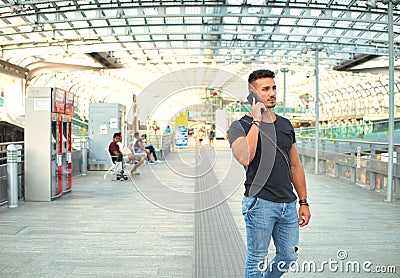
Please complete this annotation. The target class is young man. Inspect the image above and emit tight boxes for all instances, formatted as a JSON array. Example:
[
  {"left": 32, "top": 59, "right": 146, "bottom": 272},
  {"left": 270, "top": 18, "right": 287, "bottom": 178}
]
[
  {"left": 228, "top": 69, "right": 311, "bottom": 277},
  {"left": 109, "top": 132, "right": 143, "bottom": 175},
  {"left": 130, "top": 132, "right": 161, "bottom": 164}
]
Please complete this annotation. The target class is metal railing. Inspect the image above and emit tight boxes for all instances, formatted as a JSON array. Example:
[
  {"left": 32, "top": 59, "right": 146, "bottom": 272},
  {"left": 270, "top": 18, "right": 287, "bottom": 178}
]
[
  {"left": 146, "top": 133, "right": 172, "bottom": 158},
  {"left": 295, "top": 119, "right": 400, "bottom": 142},
  {"left": 72, "top": 136, "right": 88, "bottom": 150},
  {"left": 297, "top": 136, "right": 399, "bottom": 199},
  {"left": 0, "top": 140, "right": 86, "bottom": 206}
]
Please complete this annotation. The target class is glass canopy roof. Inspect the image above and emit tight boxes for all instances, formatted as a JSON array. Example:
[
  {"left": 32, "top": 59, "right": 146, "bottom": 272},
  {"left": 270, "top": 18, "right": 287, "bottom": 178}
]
[{"left": 0, "top": 0, "right": 398, "bottom": 121}]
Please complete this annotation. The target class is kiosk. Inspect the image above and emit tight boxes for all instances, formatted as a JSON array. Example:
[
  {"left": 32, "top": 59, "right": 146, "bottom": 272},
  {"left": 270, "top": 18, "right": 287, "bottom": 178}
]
[
  {"left": 25, "top": 87, "right": 69, "bottom": 201},
  {"left": 88, "top": 103, "right": 126, "bottom": 170}
]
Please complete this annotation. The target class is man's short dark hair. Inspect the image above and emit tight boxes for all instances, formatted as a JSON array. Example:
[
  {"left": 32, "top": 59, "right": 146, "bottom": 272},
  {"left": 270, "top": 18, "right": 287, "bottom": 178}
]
[
  {"left": 248, "top": 69, "right": 275, "bottom": 90},
  {"left": 134, "top": 132, "right": 140, "bottom": 137},
  {"left": 113, "top": 132, "right": 121, "bottom": 138}
]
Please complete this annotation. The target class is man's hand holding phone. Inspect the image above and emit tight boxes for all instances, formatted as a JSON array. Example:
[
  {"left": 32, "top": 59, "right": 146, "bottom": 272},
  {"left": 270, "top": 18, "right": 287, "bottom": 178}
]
[{"left": 247, "top": 92, "right": 266, "bottom": 121}]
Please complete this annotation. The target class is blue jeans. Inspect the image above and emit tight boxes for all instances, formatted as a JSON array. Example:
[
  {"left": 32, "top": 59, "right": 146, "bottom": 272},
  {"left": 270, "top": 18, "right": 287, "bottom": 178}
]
[
  {"left": 145, "top": 145, "right": 158, "bottom": 161},
  {"left": 242, "top": 196, "right": 299, "bottom": 278}
]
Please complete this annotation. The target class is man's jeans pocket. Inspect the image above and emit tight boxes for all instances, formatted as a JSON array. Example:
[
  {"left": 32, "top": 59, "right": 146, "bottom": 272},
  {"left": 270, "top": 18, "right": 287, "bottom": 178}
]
[{"left": 242, "top": 196, "right": 259, "bottom": 215}]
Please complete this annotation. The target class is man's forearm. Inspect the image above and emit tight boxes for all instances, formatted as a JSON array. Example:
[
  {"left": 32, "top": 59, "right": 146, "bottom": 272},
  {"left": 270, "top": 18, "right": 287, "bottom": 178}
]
[
  {"left": 232, "top": 125, "right": 259, "bottom": 166},
  {"left": 246, "top": 124, "right": 260, "bottom": 163},
  {"left": 291, "top": 165, "right": 307, "bottom": 199}
]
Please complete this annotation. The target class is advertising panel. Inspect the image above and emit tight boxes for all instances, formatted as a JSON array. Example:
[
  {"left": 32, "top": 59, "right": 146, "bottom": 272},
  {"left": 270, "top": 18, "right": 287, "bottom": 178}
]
[{"left": 175, "top": 126, "right": 188, "bottom": 147}]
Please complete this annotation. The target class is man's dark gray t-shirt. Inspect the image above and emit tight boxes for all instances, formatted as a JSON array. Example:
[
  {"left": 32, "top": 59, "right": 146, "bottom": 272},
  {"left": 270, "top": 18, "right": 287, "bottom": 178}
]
[
  {"left": 134, "top": 138, "right": 143, "bottom": 152},
  {"left": 228, "top": 114, "right": 297, "bottom": 203}
]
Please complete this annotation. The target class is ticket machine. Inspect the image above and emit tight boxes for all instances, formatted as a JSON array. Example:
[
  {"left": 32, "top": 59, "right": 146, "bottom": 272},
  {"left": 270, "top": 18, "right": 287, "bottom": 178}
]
[
  {"left": 51, "top": 113, "right": 58, "bottom": 197},
  {"left": 63, "top": 91, "right": 74, "bottom": 193},
  {"left": 55, "top": 88, "right": 65, "bottom": 197},
  {"left": 25, "top": 87, "right": 65, "bottom": 201}
]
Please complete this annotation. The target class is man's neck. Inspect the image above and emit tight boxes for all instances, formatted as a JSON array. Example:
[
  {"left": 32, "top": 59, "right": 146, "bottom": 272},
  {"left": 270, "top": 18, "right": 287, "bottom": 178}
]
[
  {"left": 247, "top": 110, "right": 276, "bottom": 123},
  {"left": 261, "top": 109, "right": 276, "bottom": 123}
]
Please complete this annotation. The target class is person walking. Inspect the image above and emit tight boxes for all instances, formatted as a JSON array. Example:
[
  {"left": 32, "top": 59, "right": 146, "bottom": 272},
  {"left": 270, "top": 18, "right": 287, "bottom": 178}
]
[
  {"left": 208, "top": 126, "right": 215, "bottom": 147},
  {"left": 228, "top": 69, "right": 311, "bottom": 277},
  {"left": 196, "top": 128, "right": 204, "bottom": 146}
]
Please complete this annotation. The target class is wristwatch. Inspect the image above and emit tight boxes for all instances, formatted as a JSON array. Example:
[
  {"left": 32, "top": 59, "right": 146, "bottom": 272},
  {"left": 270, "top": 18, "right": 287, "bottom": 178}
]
[
  {"left": 251, "top": 120, "right": 261, "bottom": 127},
  {"left": 299, "top": 199, "right": 309, "bottom": 206}
]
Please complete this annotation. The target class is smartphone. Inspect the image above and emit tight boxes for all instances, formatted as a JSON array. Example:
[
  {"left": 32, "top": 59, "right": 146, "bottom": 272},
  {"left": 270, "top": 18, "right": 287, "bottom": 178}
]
[{"left": 247, "top": 92, "right": 265, "bottom": 113}]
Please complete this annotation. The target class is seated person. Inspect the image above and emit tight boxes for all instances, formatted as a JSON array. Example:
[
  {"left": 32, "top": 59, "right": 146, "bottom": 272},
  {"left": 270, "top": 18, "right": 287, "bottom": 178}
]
[
  {"left": 141, "top": 134, "right": 162, "bottom": 163},
  {"left": 130, "top": 132, "right": 160, "bottom": 164},
  {"left": 109, "top": 132, "right": 144, "bottom": 175}
]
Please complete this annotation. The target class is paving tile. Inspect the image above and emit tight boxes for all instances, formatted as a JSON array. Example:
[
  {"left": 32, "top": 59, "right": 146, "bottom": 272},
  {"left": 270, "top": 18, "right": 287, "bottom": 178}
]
[{"left": 0, "top": 142, "right": 399, "bottom": 277}]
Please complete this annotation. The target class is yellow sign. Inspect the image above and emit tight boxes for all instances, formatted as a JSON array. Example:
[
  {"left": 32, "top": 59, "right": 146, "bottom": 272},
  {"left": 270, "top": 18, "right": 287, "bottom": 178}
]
[{"left": 175, "top": 111, "right": 188, "bottom": 127}]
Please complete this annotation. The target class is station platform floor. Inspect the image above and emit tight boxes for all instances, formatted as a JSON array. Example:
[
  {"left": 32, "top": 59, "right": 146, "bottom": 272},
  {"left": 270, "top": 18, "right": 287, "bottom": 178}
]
[{"left": 1, "top": 139, "right": 399, "bottom": 277}]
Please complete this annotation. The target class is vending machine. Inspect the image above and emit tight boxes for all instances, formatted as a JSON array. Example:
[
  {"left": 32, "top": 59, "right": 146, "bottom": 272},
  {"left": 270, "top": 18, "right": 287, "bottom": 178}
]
[
  {"left": 51, "top": 113, "right": 58, "bottom": 196},
  {"left": 63, "top": 91, "right": 74, "bottom": 193},
  {"left": 25, "top": 87, "right": 65, "bottom": 201},
  {"left": 61, "top": 113, "right": 68, "bottom": 193}
]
